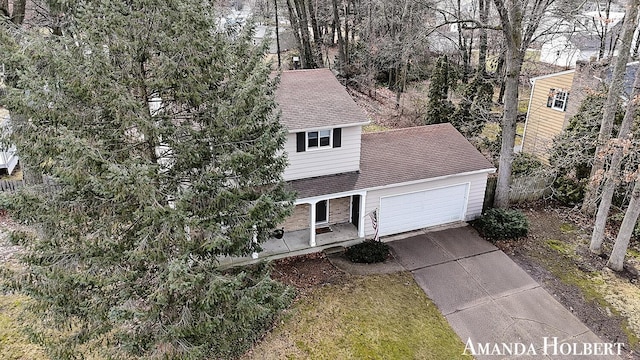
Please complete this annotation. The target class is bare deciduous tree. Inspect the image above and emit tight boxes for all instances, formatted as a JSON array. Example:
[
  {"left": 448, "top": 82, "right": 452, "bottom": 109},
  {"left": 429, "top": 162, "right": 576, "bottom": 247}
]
[
  {"left": 582, "top": 0, "right": 639, "bottom": 216},
  {"left": 492, "top": 0, "right": 577, "bottom": 208}
]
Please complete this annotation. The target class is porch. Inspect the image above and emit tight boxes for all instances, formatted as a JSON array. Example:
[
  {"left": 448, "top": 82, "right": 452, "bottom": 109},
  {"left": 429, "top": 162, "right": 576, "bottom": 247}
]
[{"left": 219, "top": 222, "right": 362, "bottom": 267}]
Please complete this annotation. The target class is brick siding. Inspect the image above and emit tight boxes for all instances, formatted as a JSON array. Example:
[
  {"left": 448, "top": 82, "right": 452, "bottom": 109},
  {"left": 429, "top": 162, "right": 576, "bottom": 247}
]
[{"left": 280, "top": 196, "right": 352, "bottom": 232}]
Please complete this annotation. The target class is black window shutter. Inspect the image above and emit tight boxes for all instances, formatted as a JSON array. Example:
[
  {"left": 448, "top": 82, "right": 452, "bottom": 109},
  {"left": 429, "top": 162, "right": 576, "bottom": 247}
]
[
  {"left": 296, "top": 132, "right": 306, "bottom": 152},
  {"left": 563, "top": 92, "right": 569, "bottom": 111},
  {"left": 546, "top": 88, "right": 555, "bottom": 108},
  {"left": 333, "top": 128, "right": 342, "bottom": 148}
]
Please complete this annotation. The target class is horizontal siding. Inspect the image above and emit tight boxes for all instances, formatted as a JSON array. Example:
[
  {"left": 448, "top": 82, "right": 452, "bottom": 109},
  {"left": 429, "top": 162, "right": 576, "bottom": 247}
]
[
  {"left": 522, "top": 72, "right": 575, "bottom": 160},
  {"left": 283, "top": 126, "right": 361, "bottom": 181},
  {"left": 362, "top": 172, "right": 489, "bottom": 237}
]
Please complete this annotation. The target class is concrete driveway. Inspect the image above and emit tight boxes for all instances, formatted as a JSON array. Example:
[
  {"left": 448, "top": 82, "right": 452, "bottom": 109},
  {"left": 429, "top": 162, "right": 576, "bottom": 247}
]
[{"left": 388, "top": 227, "right": 622, "bottom": 359}]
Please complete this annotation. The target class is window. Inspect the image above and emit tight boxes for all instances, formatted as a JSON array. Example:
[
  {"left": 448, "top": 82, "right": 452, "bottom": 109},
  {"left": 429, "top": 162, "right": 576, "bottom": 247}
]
[
  {"left": 307, "top": 130, "right": 331, "bottom": 149},
  {"left": 546, "top": 88, "right": 569, "bottom": 111},
  {"left": 296, "top": 128, "right": 342, "bottom": 152}
]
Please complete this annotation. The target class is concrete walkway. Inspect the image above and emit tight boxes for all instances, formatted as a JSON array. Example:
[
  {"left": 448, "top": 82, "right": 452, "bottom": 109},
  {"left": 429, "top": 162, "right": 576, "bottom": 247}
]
[{"left": 389, "top": 227, "right": 622, "bottom": 360}]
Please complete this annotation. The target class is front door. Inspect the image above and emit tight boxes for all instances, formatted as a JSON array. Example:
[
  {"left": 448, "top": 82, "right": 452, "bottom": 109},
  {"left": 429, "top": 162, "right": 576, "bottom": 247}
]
[
  {"left": 315, "top": 200, "right": 328, "bottom": 224},
  {"left": 351, "top": 195, "right": 360, "bottom": 227}
]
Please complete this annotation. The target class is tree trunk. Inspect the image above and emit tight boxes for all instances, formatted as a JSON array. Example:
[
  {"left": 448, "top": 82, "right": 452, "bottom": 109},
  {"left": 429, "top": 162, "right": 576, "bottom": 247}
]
[
  {"left": 0, "top": 0, "right": 9, "bottom": 18},
  {"left": 590, "top": 54, "right": 640, "bottom": 252},
  {"left": 11, "top": 0, "right": 25, "bottom": 25},
  {"left": 582, "top": 0, "right": 639, "bottom": 214},
  {"left": 495, "top": 49, "right": 506, "bottom": 103},
  {"left": 330, "top": 19, "right": 336, "bottom": 46},
  {"left": 608, "top": 180, "right": 640, "bottom": 271},
  {"left": 306, "top": 0, "right": 323, "bottom": 67},
  {"left": 456, "top": 0, "right": 469, "bottom": 83},
  {"left": 477, "top": 0, "right": 489, "bottom": 75},
  {"left": 598, "top": 0, "right": 612, "bottom": 60},
  {"left": 344, "top": 0, "right": 350, "bottom": 67},
  {"left": 332, "top": 0, "right": 345, "bottom": 72},
  {"left": 293, "top": 0, "right": 315, "bottom": 68},
  {"left": 286, "top": 0, "right": 304, "bottom": 66},
  {"left": 494, "top": 49, "right": 524, "bottom": 208},
  {"left": 633, "top": 25, "right": 640, "bottom": 59}
]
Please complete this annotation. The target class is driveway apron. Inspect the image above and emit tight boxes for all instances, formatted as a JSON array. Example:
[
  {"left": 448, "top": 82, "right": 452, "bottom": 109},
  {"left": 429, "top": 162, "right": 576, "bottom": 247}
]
[{"left": 389, "top": 227, "right": 621, "bottom": 360}]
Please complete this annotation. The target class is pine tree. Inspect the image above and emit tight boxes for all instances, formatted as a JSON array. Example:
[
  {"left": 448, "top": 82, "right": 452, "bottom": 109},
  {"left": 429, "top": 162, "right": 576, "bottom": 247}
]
[
  {"left": 425, "top": 56, "right": 457, "bottom": 124},
  {"left": 451, "top": 73, "right": 493, "bottom": 138},
  {"left": 0, "top": 1, "right": 295, "bottom": 358}
]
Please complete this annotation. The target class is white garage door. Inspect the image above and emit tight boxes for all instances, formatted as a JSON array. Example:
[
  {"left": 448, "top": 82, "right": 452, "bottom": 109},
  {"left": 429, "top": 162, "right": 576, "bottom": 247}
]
[{"left": 379, "top": 183, "right": 469, "bottom": 236}]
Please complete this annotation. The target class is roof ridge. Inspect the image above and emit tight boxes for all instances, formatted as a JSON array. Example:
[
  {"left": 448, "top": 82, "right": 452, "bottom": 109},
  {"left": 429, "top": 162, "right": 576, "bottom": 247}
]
[
  {"left": 281, "top": 68, "right": 332, "bottom": 74},
  {"left": 362, "top": 123, "right": 452, "bottom": 135}
]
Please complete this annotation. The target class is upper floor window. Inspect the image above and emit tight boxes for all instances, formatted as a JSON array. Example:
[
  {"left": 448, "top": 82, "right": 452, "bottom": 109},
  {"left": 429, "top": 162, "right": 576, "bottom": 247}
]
[
  {"left": 307, "top": 130, "right": 331, "bottom": 149},
  {"left": 546, "top": 88, "right": 569, "bottom": 111},
  {"left": 296, "top": 128, "right": 342, "bottom": 152}
]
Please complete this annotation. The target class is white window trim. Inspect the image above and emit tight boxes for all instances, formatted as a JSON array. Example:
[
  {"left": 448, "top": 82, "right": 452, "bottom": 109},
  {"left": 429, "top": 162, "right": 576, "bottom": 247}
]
[
  {"left": 306, "top": 129, "right": 332, "bottom": 151},
  {"left": 315, "top": 199, "right": 329, "bottom": 225},
  {"left": 551, "top": 90, "right": 568, "bottom": 111}
]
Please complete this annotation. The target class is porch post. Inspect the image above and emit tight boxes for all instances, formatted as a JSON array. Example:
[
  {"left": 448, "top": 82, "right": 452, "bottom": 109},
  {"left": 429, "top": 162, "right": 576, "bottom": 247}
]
[
  {"left": 358, "top": 191, "right": 366, "bottom": 238},
  {"left": 251, "top": 225, "right": 259, "bottom": 259},
  {"left": 309, "top": 201, "right": 317, "bottom": 247}
]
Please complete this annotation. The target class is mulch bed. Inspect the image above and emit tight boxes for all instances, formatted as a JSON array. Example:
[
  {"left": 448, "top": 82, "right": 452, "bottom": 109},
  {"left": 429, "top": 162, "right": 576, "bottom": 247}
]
[{"left": 270, "top": 252, "right": 345, "bottom": 294}]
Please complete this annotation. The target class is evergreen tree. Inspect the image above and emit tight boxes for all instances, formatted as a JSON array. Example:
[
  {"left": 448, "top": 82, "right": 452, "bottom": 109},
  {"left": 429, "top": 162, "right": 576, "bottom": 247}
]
[
  {"left": 451, "top": 73, "right": 494, "bottom": 138},
  {"left": 425, "top": 55, "right": 457, "bottom": 124},
  {"left": 549, "top": 92, "right": 625, "bottom": 205},
  {"left": 0, "top": 1, "right": 295, "bottom": 358}
]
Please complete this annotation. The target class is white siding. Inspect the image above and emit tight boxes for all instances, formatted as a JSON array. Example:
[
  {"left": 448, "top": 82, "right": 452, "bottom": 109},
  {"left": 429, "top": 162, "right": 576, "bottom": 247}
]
[
  {"left": 283, "top": 125, "right": 361, "bottom": 181},
  {"left": 363, "top": 172, "right": 489, "bottom": 237}
]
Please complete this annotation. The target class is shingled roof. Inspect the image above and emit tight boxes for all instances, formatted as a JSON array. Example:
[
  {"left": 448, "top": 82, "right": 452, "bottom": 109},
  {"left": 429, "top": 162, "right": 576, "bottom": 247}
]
[
  {"left": 275, "top": 69, "right": 370, "bottom": 132},
  {"left": 289, "top": 123, "right": 495, "bottom": 199}
]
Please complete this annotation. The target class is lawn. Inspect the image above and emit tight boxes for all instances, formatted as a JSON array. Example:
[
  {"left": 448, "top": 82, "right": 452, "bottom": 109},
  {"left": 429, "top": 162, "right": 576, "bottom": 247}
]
[
  {"left": 244, "top": 272, "right": 471, "bottom": 360},
  {"left": 481, "top": 122, "right": 525, "bottom": 146},
  {"left": 0, "top": 294, "right": 47, "bottom": 360}
]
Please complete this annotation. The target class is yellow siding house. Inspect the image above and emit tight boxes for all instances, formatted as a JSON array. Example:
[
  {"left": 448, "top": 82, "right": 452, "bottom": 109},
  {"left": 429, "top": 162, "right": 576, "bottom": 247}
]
[{"left": 521, "top": 70, "right": 575, "bottom": 160}]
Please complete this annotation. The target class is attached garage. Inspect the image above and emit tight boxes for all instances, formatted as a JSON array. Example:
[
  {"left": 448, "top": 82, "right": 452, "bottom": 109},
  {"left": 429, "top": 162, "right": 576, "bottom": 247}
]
[
  {"left": 378, "top": 183, "right": 469, "bottom": 236},
  {"left": 288, "top": 124, "right": 497, "bottom": 241}
]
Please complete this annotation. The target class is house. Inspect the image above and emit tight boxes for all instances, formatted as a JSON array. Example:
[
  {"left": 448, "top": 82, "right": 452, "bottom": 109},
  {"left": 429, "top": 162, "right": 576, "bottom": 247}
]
[
  {"left": 250, "top": 68, "right": 495, "bottom": 260},
  {"left": 252, "top": 25, "right": 295, "bottom": 54},
  {"left": 522, "top": 60, "right": 638, "bottom": 160},
  {"left": 538, "top": 10, "right": 625, "bottom": 67},
  {"left": 521, "top": 69, "right": 575, "bottom": 159}
]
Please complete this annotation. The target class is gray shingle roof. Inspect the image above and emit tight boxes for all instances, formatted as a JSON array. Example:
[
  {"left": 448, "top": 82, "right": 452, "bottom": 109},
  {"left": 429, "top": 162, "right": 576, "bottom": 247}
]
[
  {"left": 289, "top": 123, "right": 495, "bottom": 199},
  {"left": 275, "top": 69, "right": 370, "bottom": 131}
]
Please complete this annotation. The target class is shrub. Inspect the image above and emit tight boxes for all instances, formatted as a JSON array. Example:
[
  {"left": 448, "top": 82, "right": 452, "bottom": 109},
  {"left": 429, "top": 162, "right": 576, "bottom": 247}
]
[
  {"left": 474, "top": 208, "right": 529, "bottom": 241},
  {"left": 345, "top": 240, "right": 390, "bottom": 263},
  {"left": 511, "top": 153, "right": 543, "bottom": 176},
  {"left": 552, "top": 176, "right": 585, "bottom": 206}
]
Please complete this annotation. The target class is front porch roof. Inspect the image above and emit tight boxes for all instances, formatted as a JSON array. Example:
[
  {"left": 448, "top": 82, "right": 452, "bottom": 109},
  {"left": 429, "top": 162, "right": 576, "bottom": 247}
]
[{"left": 288, "top": 123, "right": 495, "bottom": 199}]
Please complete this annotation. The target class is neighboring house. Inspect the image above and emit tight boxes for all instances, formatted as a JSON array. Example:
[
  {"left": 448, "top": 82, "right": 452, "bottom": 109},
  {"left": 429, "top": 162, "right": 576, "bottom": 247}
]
[
  {"left": 538, "top": 11, "right": 624, "bottom": 68},
  {"left": 540, "top": 34, "right": 603, "bottom": 68},
  {"left": 252, "top": 25, "right": 295, "bottom": 54},
  {"left": 521, "top": 69, "right": 575, "bottom": 159},
  {"left": 522, "top": 60, "right": 638, "bottom": 160},
  {"left": 274, "top": 69, "right": 495, "bottom": 250}
]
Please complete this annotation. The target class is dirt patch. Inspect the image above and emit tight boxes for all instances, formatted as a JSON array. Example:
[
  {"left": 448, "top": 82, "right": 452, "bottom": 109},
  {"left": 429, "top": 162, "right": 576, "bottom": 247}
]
[
  {"left": 0, "top": 214, "right": 24, "bottom": 266},
  {"left": 270, "top": 252, "right": 345, "bottom": 294},
  {"left": 496, "top": 205, "right": 640, "bottom": 359},
  {"left": 326, "top": 252, "right": 405, "bottom": 275}
]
